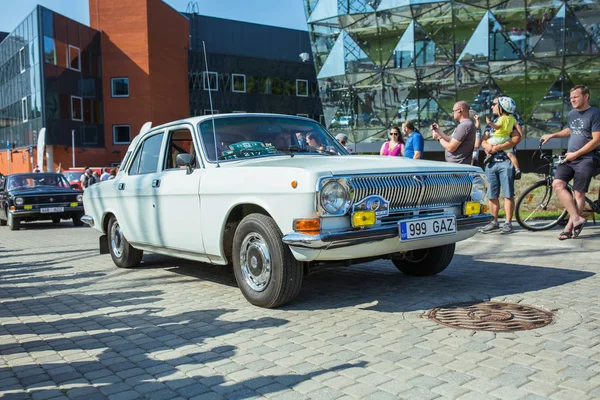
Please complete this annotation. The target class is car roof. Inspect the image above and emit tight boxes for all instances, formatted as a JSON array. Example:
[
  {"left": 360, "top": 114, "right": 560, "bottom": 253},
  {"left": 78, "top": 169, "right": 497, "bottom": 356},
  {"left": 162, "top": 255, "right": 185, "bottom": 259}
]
[{"left": 149, "top": 113, "right": 318, "bottom": 131}]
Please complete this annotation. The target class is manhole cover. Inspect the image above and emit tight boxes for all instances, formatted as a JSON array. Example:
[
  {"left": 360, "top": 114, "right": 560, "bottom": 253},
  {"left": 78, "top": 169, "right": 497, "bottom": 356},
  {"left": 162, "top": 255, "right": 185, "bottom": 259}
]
[{"left": 427, "top": 301, "right": 553, "bottom": 332}]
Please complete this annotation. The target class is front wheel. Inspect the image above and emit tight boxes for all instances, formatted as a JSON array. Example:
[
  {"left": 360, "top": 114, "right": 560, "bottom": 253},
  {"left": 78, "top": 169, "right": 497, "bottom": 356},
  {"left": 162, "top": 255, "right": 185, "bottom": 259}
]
[
  {"left": 392, "top": 244, "right": 455, "bottom": 276},
  {"left": 7, "top": 213, "right": 20, "bottom": 231},
  {"left": 232, "top": 213, "right": 303, "bottom": 308},
  {"left": 72, "top": 216, "right": 84, "bottom": 227},
  {"left": 515, "top": 180, "right": 568, "bottom": 231},
  {"left": 107, "top": 216, "right": 143, "bottom": 268}
]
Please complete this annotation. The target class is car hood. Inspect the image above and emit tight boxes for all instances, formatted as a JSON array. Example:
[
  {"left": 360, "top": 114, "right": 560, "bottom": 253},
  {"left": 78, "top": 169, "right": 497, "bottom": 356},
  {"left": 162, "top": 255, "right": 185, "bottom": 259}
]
[
  {"left": 8, "top": 187, "right": 82, "bottom": 196},
  {"left": 216, "top": 155, "right": 482, "bottom": 175}
]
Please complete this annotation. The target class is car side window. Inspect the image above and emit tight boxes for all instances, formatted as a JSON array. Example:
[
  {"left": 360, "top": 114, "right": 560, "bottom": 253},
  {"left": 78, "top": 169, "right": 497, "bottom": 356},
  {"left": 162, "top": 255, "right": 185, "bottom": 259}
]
[
  {"left": 128, "top": 133, "right": 164, "bottom": 176},
  {"left": 164, "top": 128, "right": 196, "bottom": 170}
]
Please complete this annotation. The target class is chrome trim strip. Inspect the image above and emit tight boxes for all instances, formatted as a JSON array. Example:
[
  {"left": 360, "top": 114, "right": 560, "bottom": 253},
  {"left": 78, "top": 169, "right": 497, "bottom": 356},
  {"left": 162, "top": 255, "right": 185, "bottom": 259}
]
[
  {"left": 282, "top": 214, "right": 494, "bottom": 250},
  {"left": 81, "top": 215, "right": 94, "bottom": 227}
]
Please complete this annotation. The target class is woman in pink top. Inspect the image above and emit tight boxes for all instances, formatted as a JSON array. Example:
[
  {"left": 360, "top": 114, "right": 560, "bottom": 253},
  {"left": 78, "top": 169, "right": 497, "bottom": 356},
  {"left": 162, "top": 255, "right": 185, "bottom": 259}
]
[{"left": 380, "top": 126, "right": 405, "bottom": 156}]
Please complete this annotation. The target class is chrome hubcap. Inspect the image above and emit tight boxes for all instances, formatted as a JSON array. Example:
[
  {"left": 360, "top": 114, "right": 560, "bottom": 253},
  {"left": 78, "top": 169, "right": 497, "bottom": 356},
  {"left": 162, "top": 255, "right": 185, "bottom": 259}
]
[
  {"left": 110, "top": 221, "right": 125, "bottom": 258},
  {"left": 240, "top": 233, "right": 271, "bottom": 291}
]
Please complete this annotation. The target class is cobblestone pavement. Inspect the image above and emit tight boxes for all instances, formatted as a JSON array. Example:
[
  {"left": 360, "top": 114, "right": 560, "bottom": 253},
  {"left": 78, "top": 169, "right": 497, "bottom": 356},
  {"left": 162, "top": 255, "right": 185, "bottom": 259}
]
[{"left": 1, "top": 222, "right": 600, "bottom": 400}]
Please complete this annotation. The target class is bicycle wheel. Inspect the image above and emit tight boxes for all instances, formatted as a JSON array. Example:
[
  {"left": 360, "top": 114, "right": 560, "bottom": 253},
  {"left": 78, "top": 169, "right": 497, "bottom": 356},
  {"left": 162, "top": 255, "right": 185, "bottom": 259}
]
[{"left": 516, "top": 180, "right": 569, "bottom": 231}]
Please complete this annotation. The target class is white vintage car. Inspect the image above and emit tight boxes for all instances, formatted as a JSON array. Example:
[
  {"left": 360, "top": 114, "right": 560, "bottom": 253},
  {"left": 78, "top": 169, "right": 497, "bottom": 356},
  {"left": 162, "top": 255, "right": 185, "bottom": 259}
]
[{"left": 83, "top": 114, "right": 492, "bottom": 308}]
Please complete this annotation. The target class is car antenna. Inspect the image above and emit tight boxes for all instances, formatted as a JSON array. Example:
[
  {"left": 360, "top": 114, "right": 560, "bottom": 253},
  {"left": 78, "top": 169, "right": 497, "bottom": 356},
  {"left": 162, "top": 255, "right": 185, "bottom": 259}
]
[{"left": 203, "top": 41, "right": 219, "bottom": 168}]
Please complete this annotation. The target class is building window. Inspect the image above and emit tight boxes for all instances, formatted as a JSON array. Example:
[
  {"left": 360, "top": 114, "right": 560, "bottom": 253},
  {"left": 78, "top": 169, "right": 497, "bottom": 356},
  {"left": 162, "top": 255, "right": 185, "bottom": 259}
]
[
  {"left": 232, "top": 74, "right": 246, "bottom": 93},
  {"left": 68, "top": 45, "right": 80, "bottom": 71},
  {"left": 296, "top": 79, "right": 308, "bottom": 97},
  {"left": 44, "top": 37, "right": 56, "bottom": 65},
  {"left": 71, "top": 96, "right": 83, "bottom": 121},
  {"left": 21, "top": 98, "right": 28, "bottom": 122},
  {"left": 203, "top": 71, "right": 218, "bottom": 91},
  {"left": 204, "top": 109, "right": 219, "bottom": 115},
  {"left": 19, "top": 47, "right": 26, "bottom": 73},
  {"left": 111, "top": 77, "right": 130, "bottom": 97},
  {"left": 113, "top": 125, "right": 131, "bottom": 144}
]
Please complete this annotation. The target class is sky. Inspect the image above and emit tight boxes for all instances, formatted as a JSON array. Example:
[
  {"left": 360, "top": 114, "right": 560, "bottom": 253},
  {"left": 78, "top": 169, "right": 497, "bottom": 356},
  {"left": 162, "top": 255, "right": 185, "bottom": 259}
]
[{"left": 0, "top": 0, "right": 309, "bottom": 33}]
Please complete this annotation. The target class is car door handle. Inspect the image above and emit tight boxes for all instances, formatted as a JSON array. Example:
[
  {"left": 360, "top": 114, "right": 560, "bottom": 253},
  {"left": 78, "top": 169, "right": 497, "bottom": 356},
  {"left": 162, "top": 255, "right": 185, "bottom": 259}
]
[
  {"left": 152, "top": 179, "right": 160, "bottom": 188},
  {"left": 118, "top": 183, "right": 125, "bottom": 190}
]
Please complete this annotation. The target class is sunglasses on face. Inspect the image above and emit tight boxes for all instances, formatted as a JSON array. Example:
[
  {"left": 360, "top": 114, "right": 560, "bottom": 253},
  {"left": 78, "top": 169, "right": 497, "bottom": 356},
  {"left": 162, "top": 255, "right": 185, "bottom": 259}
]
[{"left": 390, "top": 132, "right": 399, "bottom": 136}]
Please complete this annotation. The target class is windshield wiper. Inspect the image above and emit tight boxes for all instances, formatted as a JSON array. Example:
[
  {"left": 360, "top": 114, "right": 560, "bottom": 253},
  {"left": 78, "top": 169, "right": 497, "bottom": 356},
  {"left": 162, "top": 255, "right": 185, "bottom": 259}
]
[{"left": 275, "top": 145, "right": 312, "bottom": 157}]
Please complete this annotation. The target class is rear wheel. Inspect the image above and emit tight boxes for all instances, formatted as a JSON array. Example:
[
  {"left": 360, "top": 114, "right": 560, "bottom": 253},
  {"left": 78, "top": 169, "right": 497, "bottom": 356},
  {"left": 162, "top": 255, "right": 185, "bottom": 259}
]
[
  {"left": 232, "top": 213, "right": 303, "bottom": 308},
  {"left": 7, "top": 213, "right": 20, "bottom": 231},
  {"left": 107, "top": 216, "right": 143, "bottom": 268},
  {"left": 392, "top": 244, "right": 455, "bottom": 276},
  {"left": 72, "top": 216, "right": 84, "bottom": 227},
  {"left": 515, "top": 180, "right": 569, "bottom": 231}
]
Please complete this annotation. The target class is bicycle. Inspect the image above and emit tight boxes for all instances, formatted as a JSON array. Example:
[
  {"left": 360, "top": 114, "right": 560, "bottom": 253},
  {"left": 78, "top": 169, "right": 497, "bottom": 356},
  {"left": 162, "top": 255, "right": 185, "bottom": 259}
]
[{"left": 515, "top": 143, "right": 599, "bottom": 231}]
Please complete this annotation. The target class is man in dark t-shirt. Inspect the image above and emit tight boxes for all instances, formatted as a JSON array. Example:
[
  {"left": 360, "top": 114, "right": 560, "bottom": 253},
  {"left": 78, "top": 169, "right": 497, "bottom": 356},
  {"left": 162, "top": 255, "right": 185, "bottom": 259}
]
[
  {"left": 541, "top": 85, "right": 600, "bottom": 240},
  {"left": 431, "top": 101, "right": 476, "bottom": 164}
]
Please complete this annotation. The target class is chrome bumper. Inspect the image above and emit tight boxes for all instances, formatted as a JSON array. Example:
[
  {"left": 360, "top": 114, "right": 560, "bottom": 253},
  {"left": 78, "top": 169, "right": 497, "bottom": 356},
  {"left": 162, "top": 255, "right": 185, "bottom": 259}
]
[
  {"left": 9, "top": 206, "right": 84, "bottom": 217},
  {"left": 282, "top": 214, "right": 494, "bottom": 250},
  {"left": 81, "top": 215, "right": 94, "bottom": 227}
]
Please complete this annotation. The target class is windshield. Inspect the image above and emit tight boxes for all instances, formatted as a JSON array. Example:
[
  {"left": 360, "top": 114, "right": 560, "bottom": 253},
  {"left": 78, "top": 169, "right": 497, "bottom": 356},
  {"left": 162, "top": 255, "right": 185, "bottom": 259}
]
[
  {"left": 7, "top": 174, "right": 71, "bottom": 190},
  {"left": 198, "top": 116, "right": 348, "bottom": 162},
  {"left": 64, "top": 171, "right": 83, "bottom": 181}
]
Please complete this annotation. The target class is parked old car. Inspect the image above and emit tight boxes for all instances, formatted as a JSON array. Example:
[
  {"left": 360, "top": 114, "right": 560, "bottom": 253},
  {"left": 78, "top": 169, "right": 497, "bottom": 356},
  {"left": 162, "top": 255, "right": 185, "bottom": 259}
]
[
  {"left": 0, "top": 172, "right": 84, "bottom": 230},
  {"left": 82, "top": 114, "right": 492, "bottom": 308}
]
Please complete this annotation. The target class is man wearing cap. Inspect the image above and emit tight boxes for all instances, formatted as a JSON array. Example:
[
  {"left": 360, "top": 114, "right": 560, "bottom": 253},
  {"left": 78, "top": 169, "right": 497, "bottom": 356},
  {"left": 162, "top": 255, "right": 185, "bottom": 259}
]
[{"left": 335, "top": 133, "right": 353, "bottom": 153}]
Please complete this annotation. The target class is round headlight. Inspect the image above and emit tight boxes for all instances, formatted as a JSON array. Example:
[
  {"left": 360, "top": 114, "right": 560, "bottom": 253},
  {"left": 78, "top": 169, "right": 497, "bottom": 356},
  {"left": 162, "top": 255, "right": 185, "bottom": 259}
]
[
  {"left": 15, "top": 197, "right": 24, "bottom": 206},
  {"left": 320, "top": 181, "right": 348, "bottom": 214},
  {"left": 471, "top": 174, "right": 488, "bottom": 203},
  {"left": 77, "top": 194, "right": 83, "bottom": 202}
]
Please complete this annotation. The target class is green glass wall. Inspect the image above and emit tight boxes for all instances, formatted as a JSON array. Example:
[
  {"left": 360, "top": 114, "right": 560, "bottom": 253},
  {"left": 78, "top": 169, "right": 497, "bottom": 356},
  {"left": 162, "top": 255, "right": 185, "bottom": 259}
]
[{"left": 304, "top": 0, "right": 600, "bottom": 145}]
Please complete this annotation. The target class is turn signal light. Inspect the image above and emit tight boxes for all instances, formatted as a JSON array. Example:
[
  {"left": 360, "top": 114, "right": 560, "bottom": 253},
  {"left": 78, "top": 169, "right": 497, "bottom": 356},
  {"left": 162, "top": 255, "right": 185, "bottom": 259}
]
[
  {"left": 9, "top": 206, "right": 16, "bottom": 211},
  {"left": 294, "top": 218, "right": 321, "bottom": 233},
  {"left": 70, "top": 202, "right": 78, "bottom": 207},
  {"left": 294, "top": 218, "right": 321, "bottom": 232},
  {"left": 464, "top": 202, "right": 481, "bottom": 216},
  {"left": 352, "top": 211, "right": 376, "bottom": 227},
  {"left": 24, "top": 205, "right": 32, "bottom": 210},
  {"left": 481, "top": 204, "right": 489, "bottom": 213}
]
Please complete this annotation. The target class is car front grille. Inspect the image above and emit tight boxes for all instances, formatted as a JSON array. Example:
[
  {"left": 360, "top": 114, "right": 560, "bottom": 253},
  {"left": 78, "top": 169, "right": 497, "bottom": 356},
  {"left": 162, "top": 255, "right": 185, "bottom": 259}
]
[
  {"left": 347, "top": 173, "right": 473, "bottom": 211},
  {"left": 21, "top": 195, "right": 79, "bottom": 205}
]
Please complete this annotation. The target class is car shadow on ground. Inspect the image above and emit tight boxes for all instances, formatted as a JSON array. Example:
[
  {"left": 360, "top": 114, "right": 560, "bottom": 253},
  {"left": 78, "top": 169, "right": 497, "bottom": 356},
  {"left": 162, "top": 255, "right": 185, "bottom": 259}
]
[
  {"left": 288, "top": 253, "right": 594, "bottom": 313},
  {"left": 128, "top": 251, "right": 594, "bottom": 314},
  {"left": 5, "top": 221, "right": 88, "bottom": 231}
]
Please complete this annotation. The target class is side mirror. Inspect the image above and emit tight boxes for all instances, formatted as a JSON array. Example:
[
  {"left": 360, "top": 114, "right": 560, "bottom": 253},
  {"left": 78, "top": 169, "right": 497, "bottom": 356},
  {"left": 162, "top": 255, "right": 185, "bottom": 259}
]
[{"left": 176, "top": 153, "right": 195, "bottom": 174}]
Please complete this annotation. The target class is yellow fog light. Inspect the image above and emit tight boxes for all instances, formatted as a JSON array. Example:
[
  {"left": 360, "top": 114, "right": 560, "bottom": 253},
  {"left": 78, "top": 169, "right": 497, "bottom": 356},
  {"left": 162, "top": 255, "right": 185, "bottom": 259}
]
[
  {"left": 24, "top": 205, "right": 33, "bottom": 210},
  {"left": 352, "top": 211, "right": 376, "bottom": 227},
  {"left": 70, "top": 202, "right": 78, "bottom": 207},
  {"left": 464, "top": 202, "right": 481, "bottom": 216}
]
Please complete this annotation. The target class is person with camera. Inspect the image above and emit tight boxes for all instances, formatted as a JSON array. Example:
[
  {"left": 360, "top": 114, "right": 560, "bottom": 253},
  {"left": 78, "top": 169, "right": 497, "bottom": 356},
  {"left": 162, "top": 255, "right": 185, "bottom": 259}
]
[
  {"left": 431, "top": 101, "right": 476, "bottom": 164},
  {"left": 541, "top": 85, "right": 600, "bottom": 240}
]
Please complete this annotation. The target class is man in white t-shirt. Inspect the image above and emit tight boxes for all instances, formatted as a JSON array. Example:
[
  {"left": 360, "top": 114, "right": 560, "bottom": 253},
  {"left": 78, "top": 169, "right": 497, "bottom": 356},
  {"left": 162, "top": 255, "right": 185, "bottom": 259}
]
[{"left": 100, "top": 167, "right": 111, "bottom": 181}]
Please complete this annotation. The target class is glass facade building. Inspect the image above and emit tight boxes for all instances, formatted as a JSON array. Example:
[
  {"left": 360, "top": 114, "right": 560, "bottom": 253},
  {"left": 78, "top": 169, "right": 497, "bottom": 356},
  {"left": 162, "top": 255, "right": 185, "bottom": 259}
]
[
  {"left": 303, "top": 0, "right": 600, "bottom": 149},
  {"left": 0, "top": 6, "right": 103, "bottom": 152}
]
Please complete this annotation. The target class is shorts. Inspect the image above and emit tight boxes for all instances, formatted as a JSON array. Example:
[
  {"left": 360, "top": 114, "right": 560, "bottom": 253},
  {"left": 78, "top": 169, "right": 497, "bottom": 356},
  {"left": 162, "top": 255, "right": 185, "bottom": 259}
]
[
  {"left": 485, "top": 159, "right": 515, "bottom": 199},
  {"left": 488, "top": 135, "right": 513, "bottom": 153},
  {"left": 554, "top": 157, "right": 599, "bottom": 193}
]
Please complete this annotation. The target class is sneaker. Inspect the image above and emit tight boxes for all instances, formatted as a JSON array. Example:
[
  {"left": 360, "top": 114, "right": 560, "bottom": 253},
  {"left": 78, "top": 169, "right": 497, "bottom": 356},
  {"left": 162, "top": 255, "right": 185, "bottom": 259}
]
[
  {"left": 514, "top": 169, "right": 522, "bottom": 180},
  {"left": 500, "top": 222, "right": 514, "bottom": 234},
  {"left": 483, "top": 153, "right": 494, "bottom": 165},
  {"left": 480, "top": 221, "right": 500, "bottom": 233}
]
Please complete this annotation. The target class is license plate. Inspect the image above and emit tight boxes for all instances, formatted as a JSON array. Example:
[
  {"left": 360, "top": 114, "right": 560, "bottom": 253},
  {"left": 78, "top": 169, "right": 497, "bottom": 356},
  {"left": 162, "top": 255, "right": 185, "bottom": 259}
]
[
  {"left": 40, "top": 207, "right": 64, "bottom": 213},
  {"left": 399, "top": 215, "right": 456, "bottom": 241}
]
